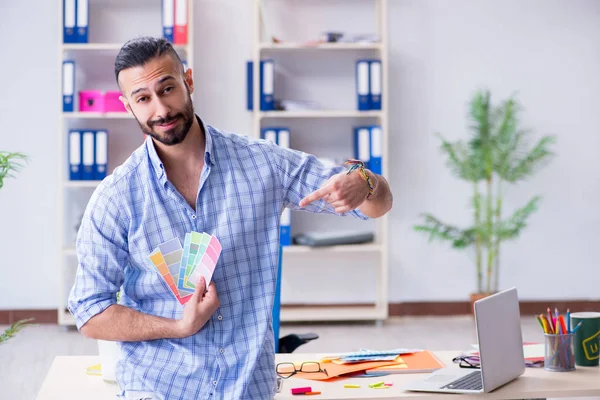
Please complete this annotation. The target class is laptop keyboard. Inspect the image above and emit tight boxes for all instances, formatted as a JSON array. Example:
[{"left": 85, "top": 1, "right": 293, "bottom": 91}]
[{"left": 440, "top": 371, "right": 483, "bottom": 391}]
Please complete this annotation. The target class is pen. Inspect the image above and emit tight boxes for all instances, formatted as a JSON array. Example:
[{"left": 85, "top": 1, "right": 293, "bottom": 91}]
[
  {"left": 540, "top": 315, "right": 550, "bottom": 334},
  {"left": 536, "top": 315, "right": 545, "bottom": 333},
  {"left": 547, "top": 308, "right": 555, "bottom": 334},
  {"left": 567, "top": 309, "right": 571, "bottom": 333},
  {"left": 559, "top": 315, "right": 567, "bottom": 335},
  {"left": 572, "top": 321, "right": 583, "bottom": 334}
]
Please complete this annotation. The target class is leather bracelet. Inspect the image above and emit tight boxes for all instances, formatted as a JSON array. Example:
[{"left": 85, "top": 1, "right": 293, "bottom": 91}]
[{"left": 345, "top": 159, "right": 374, "bottom": 199}]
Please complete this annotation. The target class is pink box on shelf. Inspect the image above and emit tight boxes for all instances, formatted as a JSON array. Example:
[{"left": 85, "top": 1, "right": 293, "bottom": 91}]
[
  {"left": 104, "top": 91, "right": 127, "bottom": 112},
  {"left": 79, "top": 90, "right": 105, "bottom": 112}
]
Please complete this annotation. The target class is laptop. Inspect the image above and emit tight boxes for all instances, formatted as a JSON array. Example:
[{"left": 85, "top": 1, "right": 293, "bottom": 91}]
[{"left": 401, "top": 287, "right": 525, "bottom": 394}]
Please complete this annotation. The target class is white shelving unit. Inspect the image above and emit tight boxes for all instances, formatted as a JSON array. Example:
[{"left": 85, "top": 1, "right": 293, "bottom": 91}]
[
  {"left": 251, "top": 0, "right": 389, "bottom": 322},
  {"left": 57, "top": 0, "right": 195, "bottom": 326}
]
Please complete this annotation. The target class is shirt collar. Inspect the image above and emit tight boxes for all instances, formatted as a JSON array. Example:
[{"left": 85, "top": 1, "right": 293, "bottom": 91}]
[{"left": 146, "top": 114, "right": 214, "bottom": 180}]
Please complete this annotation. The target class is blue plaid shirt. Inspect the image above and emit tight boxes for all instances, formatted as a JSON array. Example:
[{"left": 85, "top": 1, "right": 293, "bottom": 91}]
[{"left": 68, "top": 117, "right": 368, "bottom": 399}]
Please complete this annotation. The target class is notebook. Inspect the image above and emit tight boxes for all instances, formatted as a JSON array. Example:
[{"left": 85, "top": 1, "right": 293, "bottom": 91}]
[{"left": 365, "top": 350, "right": 445, "bottom": 374}]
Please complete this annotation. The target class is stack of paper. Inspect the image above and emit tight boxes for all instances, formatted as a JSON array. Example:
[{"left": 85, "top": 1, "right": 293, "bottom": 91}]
[
  {"left": 148, "top": 232, "right": 222, "bottom": 305},
  {"left": 287, "top": 349, "right": 444, "bottom": 381}
]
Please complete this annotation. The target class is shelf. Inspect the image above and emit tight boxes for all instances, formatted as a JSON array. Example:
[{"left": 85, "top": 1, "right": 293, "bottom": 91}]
[
  {"left": 259, "top": 110, "right": 382, "bottom": 119},
  {"left": 283, "top": 243, "right": 381, "bottom": 254},
  {"left": 62, "top": 112, "right": 131, "bottom": 119},
  {"left": 259, "top": 42, "right": 382, "bottom": 51},
  {"left": 63, "top": 180, "right": 101, "bottom": 188},
  {"left": 62, "top": 43, "right": 189, "bottom": 52},
  {"left": 280, "top": 305, "right": 387, "bottom": 322}
]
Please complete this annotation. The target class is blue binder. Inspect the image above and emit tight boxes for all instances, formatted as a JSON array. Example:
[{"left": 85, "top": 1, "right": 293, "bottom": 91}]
[
  {"left": 81, "top": 131, "right": 95, "bottom": 180},
  {"left": 356, "top": 60, "right": 370, "bottom": 111},
  {"left": 369, "top": 125, "right": 382, "bottom": 175},
  {"left": 261, "top": 127, "right": 278, "bottom": 143},
  {"left": 354, "top": 127, "right": 371, "bottom": 170},
  {"left": 76, "top": 0, "right": 88, "bottom": 43},
  {"left": 280, "top": 208, "right": 291, "bottom": 246},
  {"left": 68, "top": 130, "right": 82, "bottom": 180},
  {"left": 246, "top": 61, "right": 254, "bottom": 111},
  {"left": 369, "top": 60, "right": 382, "bottom": 110},
  {"left": 260, "top": 59, "right": 275, "bottom": 111},
  {"left": 62, "top": 61, "right": 75, "bottom": 112},
  {"left": 246, "top": 60, "right": 275, "bottom": 111},
  {"left": 277, "top": 128, "right": 291, "bottom": 246},
  {"left": 63, "top": 0, "right": 77, "bottom": 43},
  {"left": 94, "top": 130, "right": 108, "bottom": 180},
  {"left": 162, "top": 0, "right": 175, "bottom": 43}
]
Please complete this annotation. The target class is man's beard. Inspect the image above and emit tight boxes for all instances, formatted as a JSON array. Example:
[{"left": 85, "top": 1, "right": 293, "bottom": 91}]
[{"left": 133, "top": 91, "right": 195, "bottom": 146}]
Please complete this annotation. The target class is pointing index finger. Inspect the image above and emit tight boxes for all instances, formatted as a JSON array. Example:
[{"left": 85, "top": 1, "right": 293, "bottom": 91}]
[{"left": 299, "top": 185, "right": 331, "bottom": 207}]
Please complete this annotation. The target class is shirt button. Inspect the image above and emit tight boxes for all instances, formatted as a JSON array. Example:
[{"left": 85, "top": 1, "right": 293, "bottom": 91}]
[
  {"left": 220, "top": 348, "right": 224, "bottom": 354},
  {"left": 213, "top": 381, "right": 218, "bottom": 385},
  {"left": 191, "top": 214, "right": 196, "bottom": 219},
  {"left": 217, "top": 315, "right": 223, "bottom": 320}
]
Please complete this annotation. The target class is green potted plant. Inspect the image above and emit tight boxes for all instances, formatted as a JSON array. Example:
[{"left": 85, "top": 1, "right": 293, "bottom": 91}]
[
  {"left": 0, "top": 151, "right": 28, "bottom": 190},
  {"left": 1, "top": 318, "right": 36, "bottom": 344},
  {"left": 414, "top": 89, "right": 556, "bottom": 310},
  {"left": 0, "top": 151, "right": 34, "bottom": 343}
]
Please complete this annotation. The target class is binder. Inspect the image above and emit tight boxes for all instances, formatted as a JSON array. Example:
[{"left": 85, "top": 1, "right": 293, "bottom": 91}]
[
  {"left": 247, "top": 60, "right": 275, "bottom": 111},
  {"left": 174, "top": 0, "right": 188, "bottom": 45},
  {"left": 369, "top": 60, "right": 382, "bottom": 110},
  {"left": 68, "top": 130, "right": 81, "bottom": 180},
  {"left": 94, "top": 130, "right": 108, "bottom": 180},
  {"left": 63, "top": 0, "right": 77, "bottom": 43},
  {"left": 261, "top": 128, "right": 277, "bottom": 143},
  {"left": 81, "top": 131, "right": 95, "bottom": 180},
  {"left": 62, "top": 61, "right": 75, "bottom": 112},
  {"left": 280, "top": 208, "right": 291, "bottom": 246},
  {"left": 76, "top": 0, "right": 88, "bottom": 43},
  {"left": 246, "top": 61, "right": 254, "bottom": 110},
  {"left": 369, "top": 125, "right": 382, "bottom": 175},
  {"left": 277, "top": 128, "right": 290, "bottom": 149},
  {"left": 356, "top": 60, "right": 370, "bottom": 111},
  {"left": 277, "top": 128, "right": 291, "bottom": 245},
  {"left": 162, "top": 0, "right": 175, "bottom": 43},
  {"left": 354, "top": 127, "right": 371, "bottom": 169},
  {"left": 261, "top": 59, "right": 275, "bottom": 111}
]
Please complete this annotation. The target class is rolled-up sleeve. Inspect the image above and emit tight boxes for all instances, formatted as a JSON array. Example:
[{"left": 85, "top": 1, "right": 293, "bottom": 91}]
[
  {"left": 67, "top": 184, "right": 129, "bottom": 330},
  {"left": 267, "top": 141, "right": 369, "bottom": 220}
]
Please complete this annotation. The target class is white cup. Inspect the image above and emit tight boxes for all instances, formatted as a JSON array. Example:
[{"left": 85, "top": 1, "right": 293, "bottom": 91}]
[{"left": 97, "top": 339, "right": 121, "bottom": 382}]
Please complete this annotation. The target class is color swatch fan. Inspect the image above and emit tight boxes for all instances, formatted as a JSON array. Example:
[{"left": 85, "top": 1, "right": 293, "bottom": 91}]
[{"left": 148, "top": 232, "right": 222, "bottom": 305}]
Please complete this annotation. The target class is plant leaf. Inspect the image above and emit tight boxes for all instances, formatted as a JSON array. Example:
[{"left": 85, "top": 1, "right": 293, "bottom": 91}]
[
  {"left": 496, "top": 197, "right": 541, "bottom": 240},
  {"left": 414, "top": 214, "right": 475, "bottom": 249}
]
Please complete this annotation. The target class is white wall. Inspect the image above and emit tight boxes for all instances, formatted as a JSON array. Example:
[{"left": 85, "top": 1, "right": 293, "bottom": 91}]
[{"left": 1, "top": 0, "right": 598, "bottom": 310}]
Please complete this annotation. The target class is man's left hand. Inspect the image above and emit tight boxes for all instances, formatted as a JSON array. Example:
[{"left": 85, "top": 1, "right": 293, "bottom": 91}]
[{"left": 299, "top": 171, "right": 374, "bottom": 214}]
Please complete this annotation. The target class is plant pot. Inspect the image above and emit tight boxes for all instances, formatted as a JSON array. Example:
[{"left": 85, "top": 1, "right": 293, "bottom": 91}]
[
  {"left": 469, "top": 292, "right": 494, "bottom": 315},
  {"left": 97, "top": 339, "right": 120, "bottom": 382}
]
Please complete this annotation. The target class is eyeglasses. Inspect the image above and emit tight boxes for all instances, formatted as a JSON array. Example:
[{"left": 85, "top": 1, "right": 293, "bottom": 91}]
[
  {"left": 276, "top": 361, "right": 326, "bottom": 379},
  {"left": 452, "top": 355, "right": 481, "bottom": 369}
]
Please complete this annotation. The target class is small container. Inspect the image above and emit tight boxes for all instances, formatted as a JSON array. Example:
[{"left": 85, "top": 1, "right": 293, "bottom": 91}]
[
  {"left": 79, "top": 90, "right": 104, "bottom": 112},
  {"left": 104, "top": 91, "right": 126, "bottom": 112},
  {"left": 544, "top": 333, "right": 575, "bottom": 371}
]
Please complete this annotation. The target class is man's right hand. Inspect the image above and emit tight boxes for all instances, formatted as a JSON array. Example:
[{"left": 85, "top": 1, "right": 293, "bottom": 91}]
[{"left": 177, "top": 277, "right": 220, "bottom": 338}]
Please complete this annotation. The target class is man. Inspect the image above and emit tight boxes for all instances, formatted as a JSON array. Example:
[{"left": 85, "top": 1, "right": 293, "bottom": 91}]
[{"left": 68, "top": 36, "right": 393, "bottom": 400}]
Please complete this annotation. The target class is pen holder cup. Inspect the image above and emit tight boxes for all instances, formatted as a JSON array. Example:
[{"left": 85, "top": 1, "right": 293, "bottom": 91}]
[{"left": 544, "top": 333, "right": 576, "bottom": 372}]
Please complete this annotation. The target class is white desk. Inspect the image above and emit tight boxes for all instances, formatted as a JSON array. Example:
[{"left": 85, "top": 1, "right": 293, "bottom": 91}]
[{"left": 36, "top": 352, "right": 600, "bottom": 400}]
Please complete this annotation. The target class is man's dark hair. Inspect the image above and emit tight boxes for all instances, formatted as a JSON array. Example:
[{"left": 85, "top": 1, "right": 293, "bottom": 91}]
[{"left": 115, "top": 36, "right": 183, "bottom": 83}]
